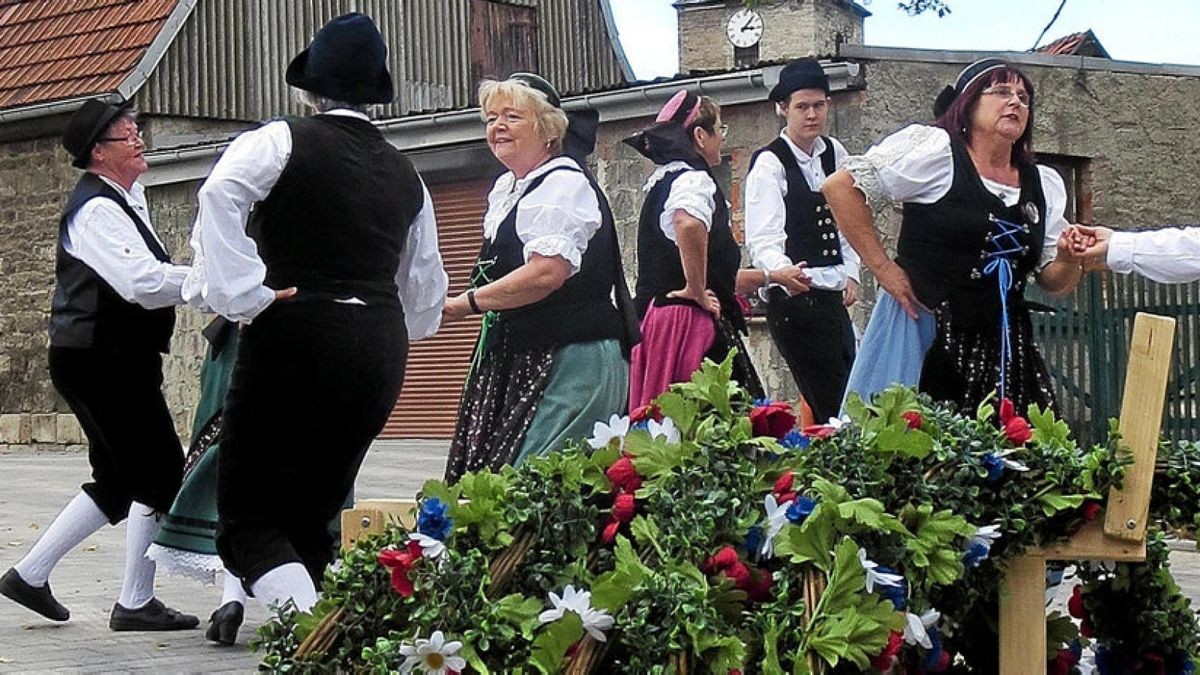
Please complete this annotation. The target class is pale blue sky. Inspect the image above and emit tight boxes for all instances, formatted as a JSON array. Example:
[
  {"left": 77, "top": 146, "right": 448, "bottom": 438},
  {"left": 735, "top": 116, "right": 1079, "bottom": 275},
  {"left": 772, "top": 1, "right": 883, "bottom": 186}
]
[{"left": 609, "top": 0, "right": 1200, "bottom": 79}]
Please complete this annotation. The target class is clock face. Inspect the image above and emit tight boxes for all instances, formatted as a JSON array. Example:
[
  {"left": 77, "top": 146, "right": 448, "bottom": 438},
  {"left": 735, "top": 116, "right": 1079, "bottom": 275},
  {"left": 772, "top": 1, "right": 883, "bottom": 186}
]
[{"left": 726, "top": 8, "right": 764, "bottom": 49}]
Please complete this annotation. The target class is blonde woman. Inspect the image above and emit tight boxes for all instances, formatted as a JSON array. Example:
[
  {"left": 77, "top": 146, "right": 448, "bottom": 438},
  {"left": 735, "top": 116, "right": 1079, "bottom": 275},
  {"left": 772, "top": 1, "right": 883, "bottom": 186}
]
[{"left": 441, "top": 73, "right": 632, "bottom": 482}]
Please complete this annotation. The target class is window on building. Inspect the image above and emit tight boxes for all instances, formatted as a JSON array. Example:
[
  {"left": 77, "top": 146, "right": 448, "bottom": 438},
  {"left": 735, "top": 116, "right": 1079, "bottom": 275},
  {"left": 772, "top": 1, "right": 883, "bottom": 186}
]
[
  {"left": 734, "top": 44, "right": 759, "bottom": 69},
  {"left": 471, "top": 0, "right": 540, "bottom": 82},
  {"left": 1036, "top": 153, "right": 1090, "bottom": 222}
]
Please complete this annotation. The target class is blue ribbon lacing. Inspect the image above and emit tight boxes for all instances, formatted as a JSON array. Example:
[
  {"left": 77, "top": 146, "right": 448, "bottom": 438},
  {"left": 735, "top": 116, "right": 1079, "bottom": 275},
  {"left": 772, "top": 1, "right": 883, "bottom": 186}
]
[{"left": 980, "top": 215, "right": 1027, "bottom": 401}]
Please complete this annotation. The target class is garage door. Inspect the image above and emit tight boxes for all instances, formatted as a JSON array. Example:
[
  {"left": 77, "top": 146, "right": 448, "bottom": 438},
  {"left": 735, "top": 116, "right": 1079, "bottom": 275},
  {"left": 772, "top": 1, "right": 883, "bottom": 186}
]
[{"left": 380, "top": 179, "right": 490, "bottom": 439}]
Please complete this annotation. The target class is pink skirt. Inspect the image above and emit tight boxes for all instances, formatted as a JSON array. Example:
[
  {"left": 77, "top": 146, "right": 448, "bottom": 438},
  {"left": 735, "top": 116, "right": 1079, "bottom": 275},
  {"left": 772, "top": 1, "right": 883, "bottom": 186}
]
[{"left": 627, "top": 299, "right": 716, "bottom": 411}]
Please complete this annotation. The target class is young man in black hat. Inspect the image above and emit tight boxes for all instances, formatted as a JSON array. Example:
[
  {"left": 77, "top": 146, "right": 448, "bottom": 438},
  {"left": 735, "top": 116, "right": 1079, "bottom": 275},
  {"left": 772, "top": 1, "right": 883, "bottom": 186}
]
[
  {"left": 743, "top": 58, "right": 861, "bottom": 422},
  {"left": 0, "top": 100, "right": 199, "bottom": 631},
  {"left": 184, "top": 12, "right": 447, "bottom": 613}
]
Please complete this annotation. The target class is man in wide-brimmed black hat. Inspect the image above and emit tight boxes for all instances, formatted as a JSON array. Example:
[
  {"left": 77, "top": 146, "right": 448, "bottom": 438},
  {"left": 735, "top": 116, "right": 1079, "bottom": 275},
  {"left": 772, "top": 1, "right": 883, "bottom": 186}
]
[
  {"left": 182, "top": 11, "right": 447, "bottom": 628},
  {"left": 742, "top": 57, "right": 862, "bottom": 422},
  {"left": 0, "top": 99, "right": 198, "bottom": 631}
]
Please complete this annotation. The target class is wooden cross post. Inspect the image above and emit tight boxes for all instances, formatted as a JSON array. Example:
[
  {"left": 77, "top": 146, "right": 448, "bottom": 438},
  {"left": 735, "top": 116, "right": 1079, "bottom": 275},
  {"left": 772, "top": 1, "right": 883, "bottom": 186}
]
[
  {"left": 998, "top": 313, "right": 1176, "bottom": 675},
  {"left": 340, "top": 498, "right": 419, "bottom": 551}
]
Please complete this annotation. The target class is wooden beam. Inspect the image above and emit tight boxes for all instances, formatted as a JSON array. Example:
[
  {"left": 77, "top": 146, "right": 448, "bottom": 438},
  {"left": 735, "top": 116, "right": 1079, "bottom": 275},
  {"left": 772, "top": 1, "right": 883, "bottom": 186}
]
[
  {"left": 1104, "top": 313, "right": 1175, "bottom": 542},
  {"left": 340, "top": 499, "right": 419, "bottom": 551},
  {"left": 1040, "top": 519, "right": 1145, "bottom": 561},
  {"left": 999, "top": 554, "right": 1047, "bottom": 675}
]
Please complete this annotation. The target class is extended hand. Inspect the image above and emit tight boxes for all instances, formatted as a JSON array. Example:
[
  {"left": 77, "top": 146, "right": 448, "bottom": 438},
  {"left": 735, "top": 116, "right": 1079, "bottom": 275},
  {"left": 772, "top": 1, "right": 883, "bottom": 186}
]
[
  {"left": 774, "top": 263, "right": 811, "bottom": 296},
  {"left": 442, "top": 294, "right": 472, "bottom": 323},
  {"left": 667, "top": 286, "right": 721, "bottom": 317},
  {"left": 842, "top": 278, "right": 859, "bottom": 308},
  {"left": 1067, "top": 224, "right": 1113, "bottom": 271},
  {"left": 273, "top": 287, "right": 298, "bottom": 302}
]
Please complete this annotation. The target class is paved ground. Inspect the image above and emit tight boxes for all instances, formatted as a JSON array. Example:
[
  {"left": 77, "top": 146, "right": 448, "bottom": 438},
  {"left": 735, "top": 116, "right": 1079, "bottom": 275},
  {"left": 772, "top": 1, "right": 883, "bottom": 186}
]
[{"left": 0, "top": 442, "right": 1197, "bottom": 673}]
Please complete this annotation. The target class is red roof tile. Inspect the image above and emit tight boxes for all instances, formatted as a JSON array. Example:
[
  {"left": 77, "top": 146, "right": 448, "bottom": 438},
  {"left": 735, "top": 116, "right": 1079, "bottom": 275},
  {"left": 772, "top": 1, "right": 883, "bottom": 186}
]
[
  {"left": 0, "top": 0, "right": 181, "bottom": 110},
  {"left": 1033, "top": 30, "right": 1111, "bottom": 59}
]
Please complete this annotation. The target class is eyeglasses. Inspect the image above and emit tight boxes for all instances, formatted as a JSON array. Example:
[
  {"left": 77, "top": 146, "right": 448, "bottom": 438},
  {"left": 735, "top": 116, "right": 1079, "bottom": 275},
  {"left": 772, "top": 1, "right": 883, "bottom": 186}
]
[
  {"left": 719, "top": 124, "right": 729, "bottom": 139},
  {"left": 981, "top": 86, "right": 1031, "bottom": 108},
  {"left": 98, "top": 128, "right": 145, "bottom": 145}
]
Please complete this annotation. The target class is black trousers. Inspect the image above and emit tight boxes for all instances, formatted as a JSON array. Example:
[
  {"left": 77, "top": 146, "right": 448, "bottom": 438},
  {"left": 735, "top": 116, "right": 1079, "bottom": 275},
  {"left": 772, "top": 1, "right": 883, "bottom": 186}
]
[
  {"left": 48, "top": 347, "right": 183, "bottom": 523},
  {"left": 765, "top": 288, "right": 856, "bottom": 422},
  {"left": 215, "top": 300, "right": 408, "bottom": 585}
]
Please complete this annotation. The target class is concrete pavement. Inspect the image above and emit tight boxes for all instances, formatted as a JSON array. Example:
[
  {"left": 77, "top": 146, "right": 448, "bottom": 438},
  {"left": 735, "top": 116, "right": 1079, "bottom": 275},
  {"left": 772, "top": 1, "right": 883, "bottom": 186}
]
[{"left": 1, "top": 441, "right": 1197, "bottom": 673}]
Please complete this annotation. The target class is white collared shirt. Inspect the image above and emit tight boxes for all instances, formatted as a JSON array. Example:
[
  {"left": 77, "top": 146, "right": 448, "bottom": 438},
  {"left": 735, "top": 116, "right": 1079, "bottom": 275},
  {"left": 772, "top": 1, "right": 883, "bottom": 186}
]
[
  {"left": 744, "top": 132, "right": 860, "bottom": 291},
  {"left": 483, "top": 156, "right": 602, "bottom": 275},
  {"left": 842, "top": 124, "right": 1069, "bottom": 270},
  {"left": 183, "top": 109, "right": 448, "bottom": 339},
  {"left": 1108, "top": 227, "right": 1200, "bottom": 283},
  {"left": 64, "top": 176, "right": 190, "bottom": 309},
  {"left": 642, "top": 161, "right": 719, "bottom": 242}
]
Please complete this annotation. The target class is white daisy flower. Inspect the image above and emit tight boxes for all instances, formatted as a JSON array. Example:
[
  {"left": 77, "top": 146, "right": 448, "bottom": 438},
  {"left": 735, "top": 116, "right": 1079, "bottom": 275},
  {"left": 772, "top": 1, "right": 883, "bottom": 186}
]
[
  {"left": 858, "top": 548, "right": 904, "bottom": 593},
  {"left": 902, "top": 609, "right": 941, "bottom": 648},
  {"left": 647, "top": 417, "right": 680, "bottom": 444},
  {"left": 587, "top": 414, "right": 631, "bottom": 450},
  {"left": 399, "top": 630, "right": 466, "bottom": 675},
  {"left": 537, "top": 584, "right": 615, "bottom": 642},
  {"left": 759, "top": 494, "right": 791, "bottom": 559},
  {"left": 408, "top": 532, "right": 446, "bottom": 561}
]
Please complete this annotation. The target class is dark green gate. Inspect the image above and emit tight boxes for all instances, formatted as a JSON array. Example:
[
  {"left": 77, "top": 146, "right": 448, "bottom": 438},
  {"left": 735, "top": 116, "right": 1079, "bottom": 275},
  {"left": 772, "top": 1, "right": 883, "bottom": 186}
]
[{"left": 1030, "top": 274, "right": 1200, "bottom": 446}]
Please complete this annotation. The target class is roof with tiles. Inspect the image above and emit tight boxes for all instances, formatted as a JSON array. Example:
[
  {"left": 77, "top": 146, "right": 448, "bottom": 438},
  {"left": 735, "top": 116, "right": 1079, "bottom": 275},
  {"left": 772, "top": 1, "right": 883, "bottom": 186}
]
[
  {"left": 1033, "top": 30, "right": 1111, "bottom": 59},
  {"left": 0, "top": 0, "right": 182, "bottom": 110}
]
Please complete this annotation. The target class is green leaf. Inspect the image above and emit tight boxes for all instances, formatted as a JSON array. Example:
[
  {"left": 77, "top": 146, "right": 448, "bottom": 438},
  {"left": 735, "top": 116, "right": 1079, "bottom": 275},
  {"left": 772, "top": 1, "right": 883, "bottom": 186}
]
[
  {"left": 775, "top": 506, "right": 834, "bottom": 571},
  {"left": 629, "top": 514, "right": 664, "bottom": 557},
  {"left": 591, "top": 535, "right": 648, "bottom": 612},
  {"left": 494, "top": 593, "right": 546, "bottom": 640},
  {"left": 836, "top": 498, "right": 903, "bottom": 533},
  {"left": 873, "top": 421, "right": 934, "bottom": 460},
  {"left": 528, "top": 612, "right": 584, "bottom": 675},
  {"left": 1037, "top": 492, "right": 1085, "bottom": 516},
  {"left": 1028, "top": 403, "right": 1073, "bottom": 448},
  {"left": 761, "top": 615, "right": 785, "bottom": 675},
  {"left": 902, "top": 505, "right": 974, "bottom": 587},
  {"left": 460, "top": 641, "right": 491, "bottom": 675},
  {"left": 812, "top": 537, "right": 867, "bottom": 620},
  {"left": 655, "top": 391, "right": 699, "bottom": 437}
]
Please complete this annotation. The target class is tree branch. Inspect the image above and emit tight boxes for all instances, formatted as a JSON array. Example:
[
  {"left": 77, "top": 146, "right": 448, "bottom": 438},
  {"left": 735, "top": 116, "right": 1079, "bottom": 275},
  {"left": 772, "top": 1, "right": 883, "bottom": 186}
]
[{"left": 1031, "top": 0, "right": 1070, "bottom": 50}]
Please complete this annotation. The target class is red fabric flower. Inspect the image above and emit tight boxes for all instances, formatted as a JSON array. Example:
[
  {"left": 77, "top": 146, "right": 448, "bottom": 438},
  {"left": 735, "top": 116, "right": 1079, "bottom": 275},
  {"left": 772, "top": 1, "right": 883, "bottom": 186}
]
[
  {"left": 998, "top": 398, "right": 1033, "bottom": 445},
  {"left": 1080, "top": 617, "right": 1094, "bottom": 638},
  {"left": 750, "top": 401, "right": 797, "bottom": 440},
  {"left": 1051, "top": 647, "right": 1081, "bottom": 675},
  {"left": 728, "top": 670, "right": 742, "bottom": 675},
  {"left": 901, "top": 410, "right": 924, "bottom": 430},
  {"left": 606, "top": 456, "right": 643, "bottom": 493},
  {"left": 932, "top": 650, "right": 951, "bottom": 672},
  {"left": 871, "top": 630, "right": 903, "bottom": 672},
  {"left": 1080, "top": 501, "right": 1102, "bottom": 522},
  {"left": 801, "top": 424, "right": 836, "bottom": 439},
  {"left": 1067, "top": 585, "right": 1085, "bottom": 619},
  {"left": 773, "top": 471, "right": 794, "bottom": 494},
  {"left": 377, "top": 543, "right": 422, "bottom": 597},
  {"left": 629, "top": 403, "right": 663, "bottom": 424},
  {"left": 601, "top": 517, "right": 621, "bottom": 544},
  {"left": 613, "top": 492, "right": 636, "bottom": 523},
  {"left": 776, "top": 491, "right": 797, "bottom": 505},
  {"left": 703, "top": 545, "right": 740, "bottom": 573},
  {"left": 745, "top": 567, "right": 773, "bottom": 601},
  {"left": 721, "top": 560, "right": 751, "bottom": 589}
]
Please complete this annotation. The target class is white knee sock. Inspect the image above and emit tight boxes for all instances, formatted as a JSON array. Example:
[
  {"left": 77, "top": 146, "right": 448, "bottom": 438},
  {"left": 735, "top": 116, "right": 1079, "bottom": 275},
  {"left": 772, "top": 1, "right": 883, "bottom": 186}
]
[
  {"left": 221, "top": 568, "right": 247, "bottom": 607},
  {"left": 249, "top": 562, "right": 317, "bottom": 613},
  {"left": 13, "top": 492, "right": 108, "bottom": 587},
  {"left": 117, "top": 502, "right": 160, "bottom": 609}
]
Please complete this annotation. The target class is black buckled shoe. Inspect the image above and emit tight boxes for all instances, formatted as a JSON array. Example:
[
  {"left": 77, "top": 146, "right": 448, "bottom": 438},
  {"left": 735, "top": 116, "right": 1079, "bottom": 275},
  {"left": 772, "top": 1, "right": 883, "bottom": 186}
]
[
  {"left": 205, "top": 601, "right": 245, "bottom": 646},
  {"left": 0, "top": 568, "right": 69, "bottom": 621},
  {"left": 109, "top": 598, "right": 200, "bottom": 631}
]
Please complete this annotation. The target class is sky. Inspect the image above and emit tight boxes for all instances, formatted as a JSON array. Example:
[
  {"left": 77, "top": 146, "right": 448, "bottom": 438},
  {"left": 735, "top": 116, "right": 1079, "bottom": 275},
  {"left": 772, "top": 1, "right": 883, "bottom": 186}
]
[{"left": 608, "top": 0, "right": 1200, "bottom": 80}]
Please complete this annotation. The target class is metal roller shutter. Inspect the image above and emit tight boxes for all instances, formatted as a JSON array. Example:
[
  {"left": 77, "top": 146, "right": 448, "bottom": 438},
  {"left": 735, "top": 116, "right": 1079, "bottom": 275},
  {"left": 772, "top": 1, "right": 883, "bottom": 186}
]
[{"left": 380, "top": 179, "right": 490, "bottom": 439}]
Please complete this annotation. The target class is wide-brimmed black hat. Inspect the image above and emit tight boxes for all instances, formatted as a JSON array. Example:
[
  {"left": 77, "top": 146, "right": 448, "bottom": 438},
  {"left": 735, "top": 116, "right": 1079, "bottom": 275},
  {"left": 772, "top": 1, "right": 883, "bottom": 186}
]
[
  {"left": 285, "top": 12, "right": 394, "bottom": 105},
  {"left": 62, "top": 98, "right": 134, "bottom": 169},
  {"left": 768, "top": 58, "right": 830, "bottom": 102}
]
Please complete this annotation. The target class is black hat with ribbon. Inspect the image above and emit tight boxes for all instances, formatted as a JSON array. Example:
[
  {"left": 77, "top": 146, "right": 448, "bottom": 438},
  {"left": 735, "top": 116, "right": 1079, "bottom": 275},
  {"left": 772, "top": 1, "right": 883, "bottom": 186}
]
[
  {"left": 62, "top": 98, "right": 134, "bottom": 169},
  {"left": 286, "top": 12, "right": 394, "bottom": 105},
  {"left": 622, "top": 90, "right": 708, "bottom": 170},
  {"left": 768, "top": 58, "right": 830, "bottom": 102},
  {"left": 933, "top": 57, "right": 1007, "bottom": 118},
  {"left": 509, "top": 72, "right": 601, "bottom": 164}
]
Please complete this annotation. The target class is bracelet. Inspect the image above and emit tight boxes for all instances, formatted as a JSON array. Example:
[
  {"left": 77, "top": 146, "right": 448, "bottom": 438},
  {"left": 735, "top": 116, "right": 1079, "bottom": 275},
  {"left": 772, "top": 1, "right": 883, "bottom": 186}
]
[
  {"left": 763, "top": 269, "right": 772, "bottom": 287},
  {"left": 467, "top": 289, "right": 482, "bottom": 314}
]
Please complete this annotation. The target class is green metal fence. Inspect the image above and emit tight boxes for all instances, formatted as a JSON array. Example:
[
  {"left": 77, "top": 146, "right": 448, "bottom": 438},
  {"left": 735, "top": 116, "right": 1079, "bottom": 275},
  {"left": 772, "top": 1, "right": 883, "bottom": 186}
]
[{"left": 1029, "top": 274, "right": 1200, "bottom": 446}]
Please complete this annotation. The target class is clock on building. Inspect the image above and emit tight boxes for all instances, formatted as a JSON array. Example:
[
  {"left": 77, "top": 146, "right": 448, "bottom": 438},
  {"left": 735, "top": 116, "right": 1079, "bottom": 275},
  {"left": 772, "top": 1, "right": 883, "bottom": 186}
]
[{"left": 726, "top": 8, "right": 764, "bottom": 49}]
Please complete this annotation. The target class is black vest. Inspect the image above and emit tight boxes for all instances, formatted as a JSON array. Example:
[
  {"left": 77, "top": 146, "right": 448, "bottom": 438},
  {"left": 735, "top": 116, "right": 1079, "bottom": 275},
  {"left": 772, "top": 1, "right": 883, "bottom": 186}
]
[
  {"left": 634, "top": 167, "right": 742, "bottom": 328},
  {"left": 897, "top": 139, "right": 1047, "bottom": 327},
  {"left": 49, "top": 173, "right": 176, "bottom": 354},
  {"left": 477, "top": 162, "right": 623, "bottom": 350},
  {"left": 749, "top": 136, "right": 842, "bottom": 267},
  {"left": 248, "top": 115, "right": 424, "bottom": 305}
]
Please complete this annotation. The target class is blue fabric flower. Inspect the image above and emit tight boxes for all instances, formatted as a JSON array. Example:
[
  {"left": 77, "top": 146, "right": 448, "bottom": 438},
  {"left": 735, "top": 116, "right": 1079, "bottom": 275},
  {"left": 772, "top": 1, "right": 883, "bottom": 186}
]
[
  {"left": 876, "top": 565, "right": 907, "bottom": 610},
  {"left": 752, "top": 397, "right": 774, "bottom": 407},
  {"left": 744, "top": 525, "right": 763, "bottom": 556},
  {"left": 417, "top": 497, "right": 452, "bottom": 540},
  {"left": 921, "top": 625, "right": 944, "bottom": 669},
  {"left": 963, "top": 541, "right": 991, "bottom": 568},
  {"left": 785, "top": 495, "right": 817, "bottom": 524},
  {"left": 981, "top": 453, "right": 1006, "bottom": 483},
  {"left": 631, "top": 420, "right": 649, "bottom": 432},
  {"left": 781, "top": 430, "right": 810, "bottom": 450}
]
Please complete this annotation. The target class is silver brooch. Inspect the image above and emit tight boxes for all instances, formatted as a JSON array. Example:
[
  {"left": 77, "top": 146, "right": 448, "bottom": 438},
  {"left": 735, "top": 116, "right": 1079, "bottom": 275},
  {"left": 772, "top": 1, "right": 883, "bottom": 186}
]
[{"left": 1022, "top": 201, "right": 1040, "bottom": 225}]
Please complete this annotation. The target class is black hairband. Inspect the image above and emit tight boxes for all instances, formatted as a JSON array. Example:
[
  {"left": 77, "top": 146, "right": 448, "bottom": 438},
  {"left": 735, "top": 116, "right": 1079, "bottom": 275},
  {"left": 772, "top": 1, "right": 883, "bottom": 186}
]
[
  {"left": 933, "top": 58, "right": 1007, "bottom": 118},
  {"left": 509, "top": 72, "right": 561, "bottom": 109}
]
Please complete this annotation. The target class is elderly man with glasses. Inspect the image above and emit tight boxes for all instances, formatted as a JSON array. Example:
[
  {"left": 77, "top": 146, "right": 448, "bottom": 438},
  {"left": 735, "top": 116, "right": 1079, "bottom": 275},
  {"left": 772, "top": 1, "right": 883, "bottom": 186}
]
[{"left": 0, "top": 99, "right": 198, "bottom": 631}]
